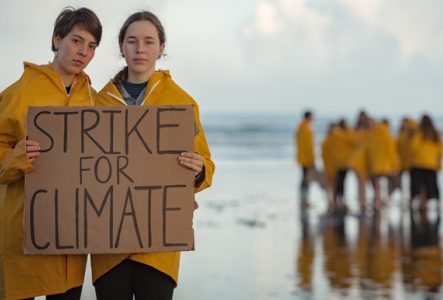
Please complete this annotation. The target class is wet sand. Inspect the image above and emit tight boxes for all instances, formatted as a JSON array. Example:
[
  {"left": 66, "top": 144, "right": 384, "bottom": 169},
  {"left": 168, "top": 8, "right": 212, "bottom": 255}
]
[{"left": 177, "top": 160, "right": 443, "bottom": 300}]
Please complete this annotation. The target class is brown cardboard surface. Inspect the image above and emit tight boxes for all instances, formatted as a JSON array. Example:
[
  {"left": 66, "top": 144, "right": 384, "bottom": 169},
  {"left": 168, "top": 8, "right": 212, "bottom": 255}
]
[{"left": 24, "top": 106, "right": 195, "bottom": 254}]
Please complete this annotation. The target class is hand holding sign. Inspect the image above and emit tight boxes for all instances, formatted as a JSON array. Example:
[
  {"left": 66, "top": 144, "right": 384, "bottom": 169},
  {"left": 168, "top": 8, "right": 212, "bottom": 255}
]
[
  {"left": 178, "top": 152, "right": 204, "bottom": 176},
  {"left": 26, "top": 140, "right": 40, "bottom": 163}
]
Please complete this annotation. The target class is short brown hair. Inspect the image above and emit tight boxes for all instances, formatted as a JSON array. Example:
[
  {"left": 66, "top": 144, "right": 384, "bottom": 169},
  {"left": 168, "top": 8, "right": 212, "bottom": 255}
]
[{"left": 52, "top": 7, "right": 102, "bottom": 51}]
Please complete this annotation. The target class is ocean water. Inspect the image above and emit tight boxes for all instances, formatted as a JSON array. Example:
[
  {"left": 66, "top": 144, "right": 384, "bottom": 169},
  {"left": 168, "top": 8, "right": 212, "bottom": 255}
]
[{"left": 202, "top": 113, "right": 298, "bottom": 162}]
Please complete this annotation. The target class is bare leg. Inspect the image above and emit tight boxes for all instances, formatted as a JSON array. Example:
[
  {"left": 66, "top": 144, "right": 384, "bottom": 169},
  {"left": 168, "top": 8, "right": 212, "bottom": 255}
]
[
  {"left": 373, "top": 177, "right": 382, "bottom": 211},
  {"left": 357, "top": 175, "right": 366, "bottom": 213}
]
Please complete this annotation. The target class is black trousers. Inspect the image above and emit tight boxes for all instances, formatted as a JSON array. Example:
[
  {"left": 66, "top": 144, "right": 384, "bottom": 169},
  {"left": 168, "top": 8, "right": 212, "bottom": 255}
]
[
  {"left": 300, "top": 167, "right": 309, "bottom": 202},
  {"left": 410, "top": 167, "right": 440, "bottom": 200},
  {"left": 94, "top": 259, "right": 175, "bottom": 300},
  {"left": 335, "top": 169, "right": 348, "bottom": 199}
]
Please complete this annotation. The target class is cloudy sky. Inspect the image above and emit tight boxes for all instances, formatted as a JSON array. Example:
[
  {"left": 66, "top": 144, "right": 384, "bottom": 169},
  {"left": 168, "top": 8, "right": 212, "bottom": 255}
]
[{"left": 1, "top": 0, "right": 442, "bottom": 117}]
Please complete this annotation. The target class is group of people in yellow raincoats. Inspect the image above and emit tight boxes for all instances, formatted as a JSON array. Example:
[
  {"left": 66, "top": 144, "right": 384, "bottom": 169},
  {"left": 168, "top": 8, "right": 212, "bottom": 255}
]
[
  {"left": 0, "top": 7, "right": 214, "bottom": 300},
  {"left": 297, "top": 109, "right": 441, "bottom": 213},
  {"left": 324, "top": 111, "right": 441, "bottom": 212}
]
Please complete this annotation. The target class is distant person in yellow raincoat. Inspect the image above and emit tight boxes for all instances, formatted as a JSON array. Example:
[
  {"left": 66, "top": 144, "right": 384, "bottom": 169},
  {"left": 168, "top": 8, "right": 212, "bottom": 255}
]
[
  {"left": 351, "top": 111, "right": 371, "bottom": 212},
  {"left": 410, "top": 115, "right": 441, "bottom": 209},
  {"left": 397, "top": 118, "right": 417, "bottom": 197},
  {"left": 367, "top": 120, "right": 399, "bottom": 210},
  {"left": 0, "top": 7, "right": 102, "bottom": 300},
  {"left": 295, "top": 111, "right": 315, "bottom": 208},
  {"left": 332, "top": 119, "right": 356, "bottom": 209},
  {"left": 91, "top": 11, "right": 214, "bottom": 299}
]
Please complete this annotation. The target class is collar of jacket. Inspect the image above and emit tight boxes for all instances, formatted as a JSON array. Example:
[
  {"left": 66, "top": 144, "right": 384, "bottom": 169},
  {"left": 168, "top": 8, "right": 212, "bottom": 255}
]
[
  {"left": 104, "top": 70, "right": 171, "bottom": 106},
  {"left": 23, "top": 61, "right": 94, "bottom": 103}
]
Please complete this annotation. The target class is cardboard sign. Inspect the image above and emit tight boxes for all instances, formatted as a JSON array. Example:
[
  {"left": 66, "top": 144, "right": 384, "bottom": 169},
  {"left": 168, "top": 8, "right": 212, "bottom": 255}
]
[{"left": 24, "top": 106, "right": 195, "bottom": 254}]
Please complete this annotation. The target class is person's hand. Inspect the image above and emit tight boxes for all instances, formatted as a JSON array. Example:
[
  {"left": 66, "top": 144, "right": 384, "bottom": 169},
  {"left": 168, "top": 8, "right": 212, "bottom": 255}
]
[
  {"left": 178, "top": 152, "right": 204, "bottom": 176},
  {"left": 26, "top": 140, "right": 40, "bottom": 163}
]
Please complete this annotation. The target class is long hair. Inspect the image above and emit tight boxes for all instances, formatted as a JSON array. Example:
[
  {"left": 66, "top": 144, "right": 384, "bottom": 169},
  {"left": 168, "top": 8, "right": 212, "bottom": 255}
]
[
  {"left": 112, "top": 11, "right": 166, "bottom": 86},
  {"left": 420, "top": 114, "right": 440, "bottom": 143}
]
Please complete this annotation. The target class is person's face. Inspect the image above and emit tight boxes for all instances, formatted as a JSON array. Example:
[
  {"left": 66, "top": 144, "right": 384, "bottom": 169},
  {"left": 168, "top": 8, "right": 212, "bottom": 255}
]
[
  {"left": 52, "top": 25, "right": 97, "bottom": 84},
  {"left": 122, "top": 20, "right": 165, "bottom": 82}
]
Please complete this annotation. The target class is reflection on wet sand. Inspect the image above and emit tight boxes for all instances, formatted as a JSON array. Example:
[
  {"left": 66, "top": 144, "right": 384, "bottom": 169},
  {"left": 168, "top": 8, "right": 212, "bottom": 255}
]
[
  {"left": 296, "top": 213, "right": 314, "bottom": 292},
  {"left": 355, "top": 213, "right": 396, "bottom": 298},
  {"left": 402, "top": 210, "right": 442, "bottom": 295},
  {"left": 322, "top": 213, "right": 352, "bottom": 291},
  {"left": 296, "top": 209, "right": 442, "bottom": 299}
]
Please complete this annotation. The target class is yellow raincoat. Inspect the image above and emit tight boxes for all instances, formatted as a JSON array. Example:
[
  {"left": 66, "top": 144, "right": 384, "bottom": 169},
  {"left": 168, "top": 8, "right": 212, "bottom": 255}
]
[
  {"left": 332, "top": 127, "right": 356, "bottom": 171},
  {"left": 397, "top": 120, "right": 417, "bottom": 171},
  {"left": 295, "top": 120, "right": 314, "bottom": 167},
  {"left": 348, "top": 129, "right": 372, "bottom": 180},
  {"left": 91, "top": 70, "right": 215, "bottom": 285},
  {"left": 410, "top": 131, "right": 442, "bottom": 171},
  {"left": 0, "top": 62, "right": 95, "bottom": 299},
  {"left": 367, "top": 123, "right": 399, "bottom": 176}
]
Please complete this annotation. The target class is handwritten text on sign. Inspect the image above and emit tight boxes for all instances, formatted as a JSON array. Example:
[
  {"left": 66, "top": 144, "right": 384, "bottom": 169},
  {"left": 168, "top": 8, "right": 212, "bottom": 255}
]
[{"left": 24, "top": 106, "right": 195, "bottom": 254}]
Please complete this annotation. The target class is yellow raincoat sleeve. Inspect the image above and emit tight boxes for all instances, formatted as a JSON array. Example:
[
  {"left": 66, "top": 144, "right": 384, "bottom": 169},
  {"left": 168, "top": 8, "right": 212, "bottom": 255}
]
[
  {"left": 192, "top": 104, "right": 214, "bottom": 193},
  {"left": 0, "top": 86, "right": 33, "bottom": 184}
]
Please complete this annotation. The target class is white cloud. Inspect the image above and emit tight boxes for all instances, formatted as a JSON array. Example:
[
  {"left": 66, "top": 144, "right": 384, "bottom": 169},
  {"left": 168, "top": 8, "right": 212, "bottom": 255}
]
[
  {"left": 240, "top": 0, "right": 333, "bottom": 72},
  {"left": 240, "top": 0, "right": 443, "bottom": 69},
  {"left": 336, "top": 0, "right": 443, "bottom": 64},
  {"left": 256, "top": 2, "right": 281, "bottom": 35},
  {"left": 336, "top": 0, "right": 383, "bottom": 24}
]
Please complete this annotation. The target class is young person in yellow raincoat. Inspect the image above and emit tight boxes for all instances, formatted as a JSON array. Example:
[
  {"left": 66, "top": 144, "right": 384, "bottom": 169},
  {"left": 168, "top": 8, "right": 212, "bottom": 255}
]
[
  {"left": 91, "top": 11, "right": 215, "bottom": 299},
  {"left": 409, "top": 115, "right": 441, "bottom": 209},
  {"left": 397, "top": 118, "right": 417, "bottom": 198},
  {"left": 348, "top": 116, "right": 374, "bottom": 213},
  {"left": 331, "top": 119, "right": 356, "bottom": 210},
  {"left": 366, "top": 120, "right": 399, "bottom": 210},
  {"left": 397, "top": 118, "right": 417, "bottom": 173},
  {"left": 295, "top": 111, "right": 315, "bottom": 208},
  {"left": 0, "top": 7, "right": 102, "bottom": 300},
  {"left": 321, "top": 123, "right": 337, "bottom": 210}
]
